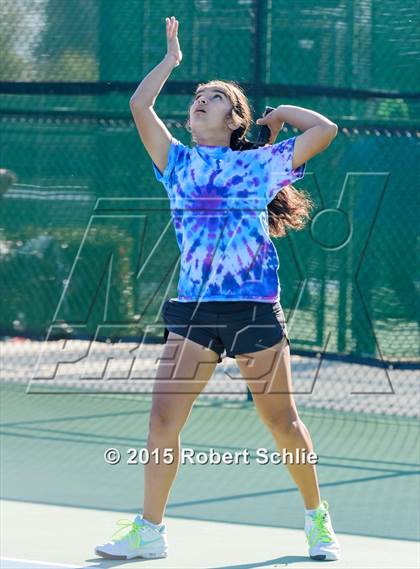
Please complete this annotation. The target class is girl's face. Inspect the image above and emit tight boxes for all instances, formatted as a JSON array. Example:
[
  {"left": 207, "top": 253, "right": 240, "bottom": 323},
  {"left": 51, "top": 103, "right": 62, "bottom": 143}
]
[{"left": 189, "top": 86, "right": 238, "bottom": 145}]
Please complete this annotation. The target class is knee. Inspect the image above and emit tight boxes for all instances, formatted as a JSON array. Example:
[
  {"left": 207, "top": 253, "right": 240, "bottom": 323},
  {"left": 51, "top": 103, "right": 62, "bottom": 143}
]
[
  {"left": 148, "top": 410, "right": 183, "bottom": 440},
  {"left": 265, "top": 414, "right": 302, "bottom": 438}
]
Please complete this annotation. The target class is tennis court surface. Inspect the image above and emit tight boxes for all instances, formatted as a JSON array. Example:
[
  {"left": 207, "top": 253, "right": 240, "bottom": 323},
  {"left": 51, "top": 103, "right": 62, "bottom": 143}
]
[{"left": 1, "top": 339, "right": 419, "bottom": 568}]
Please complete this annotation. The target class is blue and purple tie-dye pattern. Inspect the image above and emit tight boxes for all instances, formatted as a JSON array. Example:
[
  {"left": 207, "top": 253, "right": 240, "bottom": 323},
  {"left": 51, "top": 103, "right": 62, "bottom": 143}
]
[{"left": 152, "top": 136, "right": 306, "bottom": 302}]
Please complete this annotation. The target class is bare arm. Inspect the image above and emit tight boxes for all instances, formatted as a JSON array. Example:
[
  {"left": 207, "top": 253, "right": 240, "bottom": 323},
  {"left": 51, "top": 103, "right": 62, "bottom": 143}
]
[
  {"left": 129, "top": 17, "right": 182, "bottom": 175},
  {"left": 130, "top": 53, "right": 178, "bottom": 109},
  {"left": 256, "top": 105, "right": 338, "bottom": 170}
]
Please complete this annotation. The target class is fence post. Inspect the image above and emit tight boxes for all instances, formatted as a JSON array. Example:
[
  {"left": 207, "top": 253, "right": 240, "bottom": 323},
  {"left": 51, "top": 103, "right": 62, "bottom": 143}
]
[
  {"left": 247, "top": 0, "right": 268, "bottom": 403},
  {"left": 252, "top": 0, "right": 268, "bottom": 120}
]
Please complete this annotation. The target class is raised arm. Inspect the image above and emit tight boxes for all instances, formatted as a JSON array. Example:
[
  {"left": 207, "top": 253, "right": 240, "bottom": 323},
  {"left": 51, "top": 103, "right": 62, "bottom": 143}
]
[
  {"left": 256, "top": 105, "right": 338, "bottom": 170},
  {"left": 129, "top": 17, "right": 182, "bottom": 175}
]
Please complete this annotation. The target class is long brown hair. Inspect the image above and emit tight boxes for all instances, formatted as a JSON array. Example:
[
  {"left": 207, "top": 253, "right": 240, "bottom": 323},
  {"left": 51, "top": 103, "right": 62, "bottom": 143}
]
[{"left": 186, "top": 79, "right": 314, "bottom": 238}]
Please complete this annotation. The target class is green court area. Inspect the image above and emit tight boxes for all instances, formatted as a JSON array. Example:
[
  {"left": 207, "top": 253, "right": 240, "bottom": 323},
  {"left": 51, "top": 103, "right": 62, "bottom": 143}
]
[{"left": 1, "top": 379, "right": 419, "bottom": 567}]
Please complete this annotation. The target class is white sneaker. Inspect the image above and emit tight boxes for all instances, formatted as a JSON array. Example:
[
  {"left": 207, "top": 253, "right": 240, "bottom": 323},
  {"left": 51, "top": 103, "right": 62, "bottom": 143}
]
[
  {"left": 305, "top": 500, "right": 341, "bottom": 561},
  {"left": 95, "top": 514, "right": 168, "bottom": 559}
]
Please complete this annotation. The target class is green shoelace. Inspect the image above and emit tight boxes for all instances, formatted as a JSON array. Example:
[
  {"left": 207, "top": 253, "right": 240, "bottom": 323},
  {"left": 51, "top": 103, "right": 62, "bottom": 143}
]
[
  {"left": 307, "top": 500, "right": 333, "bottom": 547},
  {"left": 111, "top": 519, "right": 144, "bottom": 549}
]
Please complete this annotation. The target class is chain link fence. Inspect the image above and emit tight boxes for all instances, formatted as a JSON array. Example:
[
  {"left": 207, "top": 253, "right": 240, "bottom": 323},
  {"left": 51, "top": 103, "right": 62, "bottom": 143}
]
[{"left": 1, "top": 0, "right": 419, "bottom": 414}]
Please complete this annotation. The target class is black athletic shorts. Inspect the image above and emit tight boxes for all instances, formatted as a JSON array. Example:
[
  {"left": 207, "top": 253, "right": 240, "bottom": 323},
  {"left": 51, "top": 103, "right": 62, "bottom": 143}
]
[{"left": 162, "top": 299, "right": 290, "bottom": 363}]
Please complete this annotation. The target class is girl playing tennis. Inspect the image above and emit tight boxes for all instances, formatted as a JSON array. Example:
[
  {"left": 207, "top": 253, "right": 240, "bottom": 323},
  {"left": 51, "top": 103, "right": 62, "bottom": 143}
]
[{"left": 96, "top": 16, "right": 340, "bottom": 562}]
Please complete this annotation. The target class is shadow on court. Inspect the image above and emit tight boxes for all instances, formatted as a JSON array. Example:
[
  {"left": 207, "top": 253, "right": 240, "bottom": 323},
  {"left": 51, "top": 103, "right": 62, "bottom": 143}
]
[{"left": 82, "top": 554, "right": 312, "bottom": 567}]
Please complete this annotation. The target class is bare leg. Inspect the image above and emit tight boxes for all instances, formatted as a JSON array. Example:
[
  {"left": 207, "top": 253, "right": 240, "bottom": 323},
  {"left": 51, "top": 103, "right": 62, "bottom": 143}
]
[
  {"left": 236, "top": 335, "right": 321, "bottom": 509},
  {"left": 143, "top": 332, "right": 219, "bottom": 524}
]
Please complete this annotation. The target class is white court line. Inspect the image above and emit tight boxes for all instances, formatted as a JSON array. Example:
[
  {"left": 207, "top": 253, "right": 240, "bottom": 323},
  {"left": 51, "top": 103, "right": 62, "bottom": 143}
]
[{"left": 1, "top": 558, "right": 84, "bottom": 569}]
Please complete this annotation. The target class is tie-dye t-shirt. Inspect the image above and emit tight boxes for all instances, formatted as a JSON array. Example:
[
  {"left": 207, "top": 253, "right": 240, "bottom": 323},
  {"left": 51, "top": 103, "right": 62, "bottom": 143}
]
[{"left": 152, "top": 136, "right": 306, "bottom": 302}]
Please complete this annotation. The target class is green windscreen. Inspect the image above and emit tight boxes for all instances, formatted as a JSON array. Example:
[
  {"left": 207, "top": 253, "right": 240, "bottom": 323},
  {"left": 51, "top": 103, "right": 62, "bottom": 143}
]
[{"left": 1, "top": 0, "right": 419, "bottom": 369}]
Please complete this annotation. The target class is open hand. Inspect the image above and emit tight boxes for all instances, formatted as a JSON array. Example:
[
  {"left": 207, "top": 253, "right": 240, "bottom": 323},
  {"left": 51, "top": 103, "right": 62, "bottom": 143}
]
[
  {"left": 166, "top": 16, "right": 182, "bottom": 66},
  {"left": 256, "top": 108, "right": 285, "bottom": 144}
]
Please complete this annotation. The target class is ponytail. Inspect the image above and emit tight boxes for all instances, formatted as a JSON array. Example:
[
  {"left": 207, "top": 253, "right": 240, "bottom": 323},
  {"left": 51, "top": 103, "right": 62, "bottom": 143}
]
[{"left": 229, "top": 135, "right": 314, "bottom": 238}]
